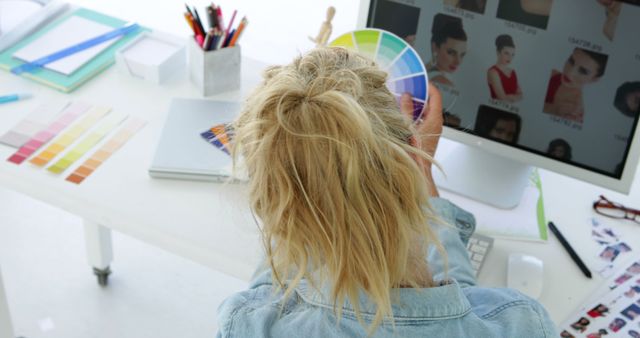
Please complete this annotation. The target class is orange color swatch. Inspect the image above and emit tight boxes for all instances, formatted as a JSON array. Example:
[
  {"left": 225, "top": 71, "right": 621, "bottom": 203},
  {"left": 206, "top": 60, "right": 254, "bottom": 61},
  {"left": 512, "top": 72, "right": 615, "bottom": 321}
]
[{"left": 65, "top": 118, "right": 146, "bottom": 184}]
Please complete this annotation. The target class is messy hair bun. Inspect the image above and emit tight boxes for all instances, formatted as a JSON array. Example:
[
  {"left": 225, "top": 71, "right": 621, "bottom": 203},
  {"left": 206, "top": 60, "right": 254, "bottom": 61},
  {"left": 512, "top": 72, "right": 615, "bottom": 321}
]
[{"left": 232, "top": 47, "right": 441, "bottom": 333}]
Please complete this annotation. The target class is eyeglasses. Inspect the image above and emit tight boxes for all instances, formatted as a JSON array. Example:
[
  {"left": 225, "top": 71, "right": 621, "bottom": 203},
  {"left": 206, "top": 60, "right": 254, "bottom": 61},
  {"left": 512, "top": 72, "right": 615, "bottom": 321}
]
[{"left": 593, "top": 195, "right": 640, "bottom": 224}]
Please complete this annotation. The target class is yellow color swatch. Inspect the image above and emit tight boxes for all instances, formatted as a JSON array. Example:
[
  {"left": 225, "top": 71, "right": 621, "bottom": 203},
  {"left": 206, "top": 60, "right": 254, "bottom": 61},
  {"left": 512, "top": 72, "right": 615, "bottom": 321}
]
[
  {"left": 30, "top": 106, "right": 111, "bottom": 167},
  {"left": 329, "top": 32, "right": 357, "bottom": 51},
  {"left": 47, "top": 112, "right": 129, "bottom": 174}
]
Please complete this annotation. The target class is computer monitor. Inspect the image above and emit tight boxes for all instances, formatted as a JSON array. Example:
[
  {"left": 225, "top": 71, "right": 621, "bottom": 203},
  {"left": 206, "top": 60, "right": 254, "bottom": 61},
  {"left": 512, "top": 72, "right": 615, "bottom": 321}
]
[{"left": 357, "top": 0, "right": 640, "bottom": 208}]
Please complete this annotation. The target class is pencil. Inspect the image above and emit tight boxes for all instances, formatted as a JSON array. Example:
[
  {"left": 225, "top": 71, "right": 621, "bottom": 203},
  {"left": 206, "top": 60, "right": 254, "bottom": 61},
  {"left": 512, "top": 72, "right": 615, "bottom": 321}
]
[
  {"left": 224, "top": 29, "right": 235, "bottom": 48},
  {"left": 193, "top": 8, "right": 206, "bottom": 37},
  {"left": 223, "top": 10, "right": 237, "bottom": 46},
  {"left": 183, "top": 12, "right": 194, "bottom": 32},
  {"left": 189, "top": 13, "right": 201, "bottom": 35},
  {"left": 228, "top": 17, "right": 247, "bottom": 47},
  {"left": 216, "top": 30, "right": 225, "bottom": 50},
  {"left": 203, "top": 30, "right": 213, "bottom": 51},
  {"left": 211, "top": 30, "right": 221, "bottom": 50}
]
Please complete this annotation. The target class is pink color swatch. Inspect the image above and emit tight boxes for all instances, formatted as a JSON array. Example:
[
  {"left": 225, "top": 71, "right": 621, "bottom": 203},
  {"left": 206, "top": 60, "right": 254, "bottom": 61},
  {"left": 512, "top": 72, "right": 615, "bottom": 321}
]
[{"left": 7, "top": 102, "right": 91, "bottom": 165}]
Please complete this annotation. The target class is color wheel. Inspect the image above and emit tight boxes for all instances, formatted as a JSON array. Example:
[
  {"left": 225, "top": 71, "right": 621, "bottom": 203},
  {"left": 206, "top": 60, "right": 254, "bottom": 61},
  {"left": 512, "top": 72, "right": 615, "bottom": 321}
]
[{"left": 329, "top": 29, "right": 428, "bottom": 120}]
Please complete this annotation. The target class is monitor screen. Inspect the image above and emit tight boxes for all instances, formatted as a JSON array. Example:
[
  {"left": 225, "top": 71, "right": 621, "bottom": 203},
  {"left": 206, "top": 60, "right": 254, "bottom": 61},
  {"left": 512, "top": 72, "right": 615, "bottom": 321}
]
[{"left": 366, "top": 0, "right": 640, "bottom": 179}]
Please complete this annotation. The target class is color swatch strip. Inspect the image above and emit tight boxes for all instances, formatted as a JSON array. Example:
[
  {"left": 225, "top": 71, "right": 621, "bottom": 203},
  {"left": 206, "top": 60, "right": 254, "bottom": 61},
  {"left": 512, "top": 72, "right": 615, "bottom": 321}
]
[
  {"left": 30, "top": 106, "right": 111, "bottom": 167},
  {"left": 66, "top": 118, "right": 146, "bottom": 184},
  {"left": 201, "top": 123, "right": 235, "bottom": 155},
  {"left": 7, "top": 102, "right": 91, "bottom": 165},
  {"left": 0, "top": 100, "right": 69, "bottom": 148},
  {"left": 47, "top": 112, "right": 129, "bottom": 174}
]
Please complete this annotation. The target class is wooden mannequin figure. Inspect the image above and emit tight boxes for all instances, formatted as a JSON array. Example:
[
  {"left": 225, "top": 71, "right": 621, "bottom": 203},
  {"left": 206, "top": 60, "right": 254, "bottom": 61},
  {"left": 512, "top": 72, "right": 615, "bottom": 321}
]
[{"left": 309, "top": 6, "right": 336, "bottom": 47}]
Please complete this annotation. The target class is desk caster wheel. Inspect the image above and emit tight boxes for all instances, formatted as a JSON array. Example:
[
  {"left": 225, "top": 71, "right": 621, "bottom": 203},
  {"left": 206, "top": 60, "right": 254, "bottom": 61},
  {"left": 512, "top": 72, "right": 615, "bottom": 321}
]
[{"left": 93, "top": 267, "right": 111, "bottom": 286}]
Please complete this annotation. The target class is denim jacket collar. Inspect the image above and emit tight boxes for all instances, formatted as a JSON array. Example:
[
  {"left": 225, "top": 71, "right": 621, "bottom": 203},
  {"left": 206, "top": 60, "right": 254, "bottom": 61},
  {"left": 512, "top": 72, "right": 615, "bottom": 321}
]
[{"left": 294, "top": 279, "right": 471, "bottom": 322}]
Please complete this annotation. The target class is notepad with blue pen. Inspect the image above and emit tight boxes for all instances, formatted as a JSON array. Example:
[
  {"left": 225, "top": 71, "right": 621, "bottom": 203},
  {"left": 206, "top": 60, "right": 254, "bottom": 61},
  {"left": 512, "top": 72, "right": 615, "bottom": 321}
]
[{"left": 0, "top": 7, "right": 145, "bottom": 92}]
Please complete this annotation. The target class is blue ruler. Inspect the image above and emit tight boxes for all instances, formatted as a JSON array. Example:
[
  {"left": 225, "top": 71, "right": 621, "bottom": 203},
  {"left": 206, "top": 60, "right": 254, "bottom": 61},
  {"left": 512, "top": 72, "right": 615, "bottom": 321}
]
[{"left": 11, "top": 23, "right": 140, "bottom": 75}]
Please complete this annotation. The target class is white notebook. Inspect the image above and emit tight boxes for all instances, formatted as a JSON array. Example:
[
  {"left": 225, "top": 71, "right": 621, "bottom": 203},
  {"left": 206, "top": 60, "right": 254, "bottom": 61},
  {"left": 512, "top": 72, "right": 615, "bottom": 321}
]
[
  {"left": 12, "top": 15, "right": 120, "bottom": 75},
  {"left": 149, "top": 98, "right": 243, "bottom": 182},
  {"left": 0, "top": 0, "right": 68, "bottom": 53}
]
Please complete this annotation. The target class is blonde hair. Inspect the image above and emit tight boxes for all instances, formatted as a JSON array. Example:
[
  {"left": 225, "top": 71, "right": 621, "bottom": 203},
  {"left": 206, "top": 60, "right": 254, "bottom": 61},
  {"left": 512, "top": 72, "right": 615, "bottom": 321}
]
[{"left": 232, "top": 47, "right": 443, "bottom": 332}]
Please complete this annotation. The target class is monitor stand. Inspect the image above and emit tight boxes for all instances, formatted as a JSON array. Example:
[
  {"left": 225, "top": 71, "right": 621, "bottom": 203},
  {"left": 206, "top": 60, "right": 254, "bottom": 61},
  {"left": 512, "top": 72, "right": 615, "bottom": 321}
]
[{"left": 432, "top": 140, "right": 532, "bottom": 209}]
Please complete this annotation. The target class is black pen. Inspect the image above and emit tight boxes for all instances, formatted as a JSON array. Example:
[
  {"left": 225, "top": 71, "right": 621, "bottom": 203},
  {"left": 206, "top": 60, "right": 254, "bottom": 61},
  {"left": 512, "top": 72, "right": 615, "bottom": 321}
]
[{"left": 548, "top": 222, "right": 592, "bottom": 279}]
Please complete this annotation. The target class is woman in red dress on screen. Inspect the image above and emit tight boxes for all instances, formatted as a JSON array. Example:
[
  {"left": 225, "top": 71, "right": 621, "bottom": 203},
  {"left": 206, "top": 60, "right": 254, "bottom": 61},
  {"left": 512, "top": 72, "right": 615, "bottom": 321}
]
[
  {"left": 487, "top": 34, "right": 522, "bottom": 103},
  {"left": 543, "top": 48, "right": 608, "bottom": 123}
]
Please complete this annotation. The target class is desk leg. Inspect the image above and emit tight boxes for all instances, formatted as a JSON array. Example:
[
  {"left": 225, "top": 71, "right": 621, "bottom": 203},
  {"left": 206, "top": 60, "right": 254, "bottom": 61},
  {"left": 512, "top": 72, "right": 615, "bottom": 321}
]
[
  {"left": 84, "top": 220, "right": 113, "bottom": 287},
  {"left": 0, "top": 267, "right": 15, "bottom": 338}
]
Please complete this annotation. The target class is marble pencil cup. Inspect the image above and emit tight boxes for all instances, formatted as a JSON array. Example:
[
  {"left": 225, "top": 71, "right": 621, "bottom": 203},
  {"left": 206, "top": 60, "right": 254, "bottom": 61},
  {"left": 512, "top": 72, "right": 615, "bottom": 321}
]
[{"left": 189, "top": 38, "right": 241, "bottom": 96}]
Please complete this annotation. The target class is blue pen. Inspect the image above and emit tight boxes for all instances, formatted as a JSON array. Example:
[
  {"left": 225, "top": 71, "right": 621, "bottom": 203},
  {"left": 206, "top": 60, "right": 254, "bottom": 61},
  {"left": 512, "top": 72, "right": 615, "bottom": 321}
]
[
  {"left": 0, "top": 93, "right": 32, "bottom": 104},
  {"left": 11, "top": 23, "right": 140, "bottom": 75}
]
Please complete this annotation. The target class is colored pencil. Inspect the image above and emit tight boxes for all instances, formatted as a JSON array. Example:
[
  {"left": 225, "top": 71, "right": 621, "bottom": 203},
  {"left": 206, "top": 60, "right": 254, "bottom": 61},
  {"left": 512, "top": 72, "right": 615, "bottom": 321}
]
[
  {"left": 228, "top": 17, "right": 247, "bottom": 47},
  {"left": 193, "top": 8, "right": 206, "bottom": 37},
  {"left": 183, "top": 4, "right": 245, "bottom": 50},
  {"left": 0, "top": 93, "right": 31, "bottom": 104},
  {"left": 184, "top": 12, "right": 195, "bottom": 32},
  {"left": 203, "top": 30, "right": 212, "bottom": 51},
  {"left": 186, "top": 13, "right": 202, "bottom": 37},
  {"left": 223, "top": 10, "right": 237, "bottom": 46},
  {"left": 223, "top": 29, "right": 235, "bottom": 48}
]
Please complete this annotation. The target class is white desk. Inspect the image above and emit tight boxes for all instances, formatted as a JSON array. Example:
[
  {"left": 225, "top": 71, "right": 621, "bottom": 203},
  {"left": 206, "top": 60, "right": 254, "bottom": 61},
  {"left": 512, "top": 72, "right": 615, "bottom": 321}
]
[
  {"left": 1, "top": 57, "right": 639, "bottom": 337},
  {"left": 0, "top": 58, "right": 266, "bottom": 338}
]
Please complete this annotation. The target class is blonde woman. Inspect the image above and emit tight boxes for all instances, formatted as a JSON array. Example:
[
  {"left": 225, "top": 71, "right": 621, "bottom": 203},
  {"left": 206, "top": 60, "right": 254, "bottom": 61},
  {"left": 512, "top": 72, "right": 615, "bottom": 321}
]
[{"left": 217, "top": 47, "right": 556, "bottom": 337}]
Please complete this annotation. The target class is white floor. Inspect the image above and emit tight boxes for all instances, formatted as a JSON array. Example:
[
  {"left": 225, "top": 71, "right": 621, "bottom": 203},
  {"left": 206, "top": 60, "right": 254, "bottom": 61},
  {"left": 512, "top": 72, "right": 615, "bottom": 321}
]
[{"left": 0, "top": 187, "right": 248, "bottom": 338}]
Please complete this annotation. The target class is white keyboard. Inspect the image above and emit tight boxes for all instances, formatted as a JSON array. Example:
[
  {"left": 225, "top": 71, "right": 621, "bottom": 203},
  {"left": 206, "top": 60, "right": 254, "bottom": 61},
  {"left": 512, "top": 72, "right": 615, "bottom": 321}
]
[{"left": 466, "top": 233, "right": 494, "bottom": 276}]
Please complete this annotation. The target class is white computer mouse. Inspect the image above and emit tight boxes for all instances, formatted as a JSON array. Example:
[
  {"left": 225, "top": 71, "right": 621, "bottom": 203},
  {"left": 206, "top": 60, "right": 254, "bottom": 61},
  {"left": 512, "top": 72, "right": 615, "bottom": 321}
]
[{"left": 507, "top": 253, "right": 544, "bottom": 299}]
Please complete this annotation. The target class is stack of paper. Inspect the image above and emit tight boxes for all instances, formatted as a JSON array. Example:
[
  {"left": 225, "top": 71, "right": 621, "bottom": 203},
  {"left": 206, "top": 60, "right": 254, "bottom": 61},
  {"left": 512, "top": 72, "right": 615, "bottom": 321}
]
[
  {"left": 0, "top": 7, "right": 144, "bottom": 92},
  {"left": 0, "top": 0, "right": 68, "bottom": 53},
  {"left": 12, "top": 15, "right": 121, "bottom": 75},
  {"left": 440, "top": 170, "right": 548, "bottom": 242}
]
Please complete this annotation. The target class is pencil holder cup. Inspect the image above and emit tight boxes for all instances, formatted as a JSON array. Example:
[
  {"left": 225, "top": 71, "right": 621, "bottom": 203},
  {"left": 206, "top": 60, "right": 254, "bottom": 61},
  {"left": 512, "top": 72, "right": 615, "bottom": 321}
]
[{"left": 189, "top": 38, "right": 241, "bottom": 96}]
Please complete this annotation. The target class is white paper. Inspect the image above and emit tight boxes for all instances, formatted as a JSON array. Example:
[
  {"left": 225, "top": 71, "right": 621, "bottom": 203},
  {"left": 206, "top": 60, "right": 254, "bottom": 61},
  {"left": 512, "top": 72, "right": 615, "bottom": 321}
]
[
  {"left": 440, "top": 180, "right": 545, "bottom": 242},
  {"left": 0, "top": 1, "right": 43, "bottom": 35},
  {"left": 0, "top": 1, "right": 68, "bottom": 53},
  {"left": 12, "top": 15, "right": 120, "bottom": 75}
]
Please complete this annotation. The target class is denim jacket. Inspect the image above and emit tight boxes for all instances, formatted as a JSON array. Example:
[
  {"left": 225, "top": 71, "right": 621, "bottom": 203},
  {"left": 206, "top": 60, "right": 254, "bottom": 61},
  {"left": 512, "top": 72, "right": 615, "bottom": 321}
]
[{"left": 216, "top": 198, "right": 558, "bottom": 337}]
